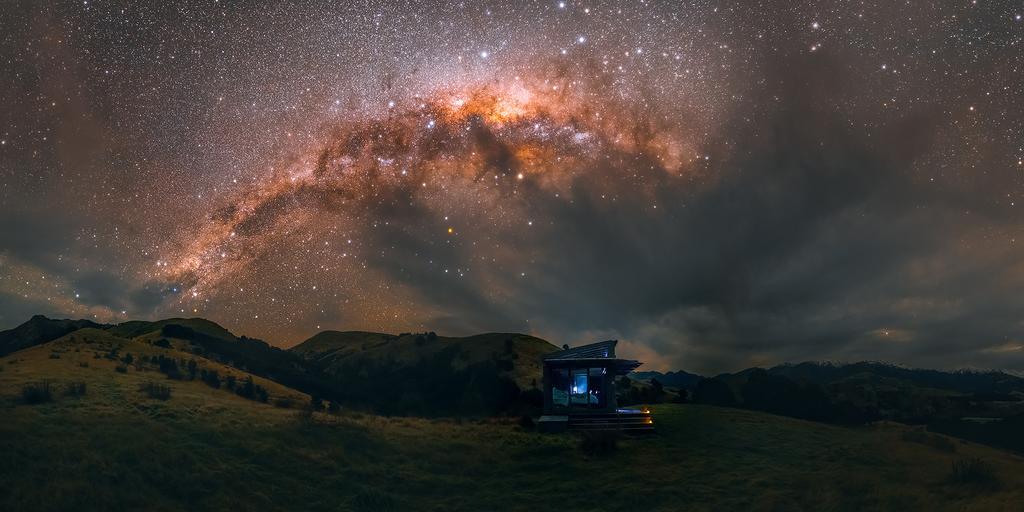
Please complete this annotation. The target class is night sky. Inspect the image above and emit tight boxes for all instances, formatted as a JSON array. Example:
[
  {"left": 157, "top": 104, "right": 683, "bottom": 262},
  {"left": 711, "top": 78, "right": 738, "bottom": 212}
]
[{"left": 1, "top": 1, "right": 1022, "bottom": 373}]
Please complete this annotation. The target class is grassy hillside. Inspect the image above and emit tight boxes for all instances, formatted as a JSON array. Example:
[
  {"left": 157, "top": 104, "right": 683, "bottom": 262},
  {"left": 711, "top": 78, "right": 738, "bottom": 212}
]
[
  {"left": 2, "top": 316, "right": 562, "bottom": 417},
  {"left": 292, "top": 331, "right": 557, "bottom": 389},
  {"left": 2, "top": 340, "right": 1024, "bottom": 511},
  {"left": 290, "top": 331, "right": 558, "bottom": 415}
]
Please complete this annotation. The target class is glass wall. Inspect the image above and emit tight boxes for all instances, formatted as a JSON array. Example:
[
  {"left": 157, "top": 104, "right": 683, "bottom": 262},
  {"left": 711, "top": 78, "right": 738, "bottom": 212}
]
[
  {"left": 551, "top": 368, "right": 570, "bottom": 407},
  {"left": 551, "top": 366, "right": 608, "bottom": 409}
]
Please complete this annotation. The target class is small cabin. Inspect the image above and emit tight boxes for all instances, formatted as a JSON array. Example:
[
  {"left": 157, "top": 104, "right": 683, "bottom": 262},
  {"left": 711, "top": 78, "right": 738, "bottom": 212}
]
[{"left": 538, "top": 340, "right": 654, "bottom": 433}]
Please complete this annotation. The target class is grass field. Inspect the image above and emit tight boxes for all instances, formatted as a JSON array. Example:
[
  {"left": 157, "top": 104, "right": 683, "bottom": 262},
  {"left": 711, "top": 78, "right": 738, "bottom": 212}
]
[{"left": 3, "top": 337, "right": 1024, "bottom": 511}]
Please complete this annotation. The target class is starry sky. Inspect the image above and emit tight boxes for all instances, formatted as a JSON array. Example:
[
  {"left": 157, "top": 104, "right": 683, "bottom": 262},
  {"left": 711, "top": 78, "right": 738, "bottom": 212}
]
[{"left": 1, "top": 0, "right": 1022, "bottom": 373}]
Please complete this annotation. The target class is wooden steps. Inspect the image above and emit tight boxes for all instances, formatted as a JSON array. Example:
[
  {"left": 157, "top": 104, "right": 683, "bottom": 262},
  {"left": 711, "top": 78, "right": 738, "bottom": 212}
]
[{"left": 568, "top": 411, "right": 655, "bottom": 433}]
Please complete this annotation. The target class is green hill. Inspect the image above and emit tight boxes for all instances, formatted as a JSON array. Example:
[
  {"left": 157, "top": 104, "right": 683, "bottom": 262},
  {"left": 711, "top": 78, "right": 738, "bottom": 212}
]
[
  {"left": 290, "top": 331, "right": 558, "bottom": 415},
  {"left": 3, "top": 317, "right": 1024, "bottom": 509},
  {"left": 0, "top": 316, "right": 561, "bottom": 417},
  {"left": 0, "top": 315, "right": 106, "bottom": 356},
  {"left": 3, "top": 337, "right": 1024, "bottom": 511}
]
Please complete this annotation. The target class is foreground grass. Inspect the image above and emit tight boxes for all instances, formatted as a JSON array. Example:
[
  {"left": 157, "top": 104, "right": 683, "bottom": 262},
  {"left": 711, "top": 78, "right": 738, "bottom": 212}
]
[{"left": 3, "top": 341, "right": 1024, "bottom": 511}]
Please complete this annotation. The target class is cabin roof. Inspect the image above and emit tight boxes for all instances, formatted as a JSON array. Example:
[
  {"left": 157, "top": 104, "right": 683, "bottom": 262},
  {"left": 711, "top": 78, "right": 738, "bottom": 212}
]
[
  {"left": 543, "top": 340, "right": 643, "bottom": 375},
  {"left": 543, "top": 339, "right": 618, "bottom": 360}
]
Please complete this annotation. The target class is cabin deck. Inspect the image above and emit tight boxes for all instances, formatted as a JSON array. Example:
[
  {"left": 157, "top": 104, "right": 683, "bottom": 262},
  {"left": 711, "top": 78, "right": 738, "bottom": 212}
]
[
  {"left": 569, "top": 409, "right": 655, "bottom": 433},
  {"left": 539, "top": 409, "right": 655, "bottom": 433}
]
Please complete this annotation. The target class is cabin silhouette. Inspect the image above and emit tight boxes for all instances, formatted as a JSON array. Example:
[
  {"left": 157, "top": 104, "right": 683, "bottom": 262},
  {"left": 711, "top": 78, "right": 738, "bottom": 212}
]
[{"left": 539, "top": 340, "right": 654, "bottom": 433}]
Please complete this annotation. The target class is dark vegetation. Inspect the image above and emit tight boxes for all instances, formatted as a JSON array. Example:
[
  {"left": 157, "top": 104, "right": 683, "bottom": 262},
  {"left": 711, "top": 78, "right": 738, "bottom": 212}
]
[
  {"left": 20, "top": 381, "right": 53, "bottom": 404},
  {"left": 948, "top": 458, "right": 999, "bottom": 489},
  {"left": 319, "top": 346, "right": 535, "bottom": 416},
  {"left": 139, "top": 382, "right": 172, "bottom": 400},
  {"left": 684, "top": 362, "right": 1024, "bottom": 433},
  {"left": 928, "top": 414, "right": 1024, "bottom": 456},
  {"left": 140, "top": 352, "right": 269, "bottom": 404}
]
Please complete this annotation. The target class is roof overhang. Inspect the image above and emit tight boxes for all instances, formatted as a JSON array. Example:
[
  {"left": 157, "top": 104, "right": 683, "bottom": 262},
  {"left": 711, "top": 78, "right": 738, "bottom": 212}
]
[{"left": 543, "top": 357, "right": 642, "bottom": 375}]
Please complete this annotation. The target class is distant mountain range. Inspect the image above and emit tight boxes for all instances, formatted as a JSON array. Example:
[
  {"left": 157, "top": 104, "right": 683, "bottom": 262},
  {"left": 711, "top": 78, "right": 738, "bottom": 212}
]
[{"left": 631, "top": 369, "right": 704, "bottom": 389}]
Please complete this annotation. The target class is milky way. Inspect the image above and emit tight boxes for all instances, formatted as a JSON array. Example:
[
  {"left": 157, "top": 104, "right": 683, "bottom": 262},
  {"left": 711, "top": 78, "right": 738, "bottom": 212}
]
[{"left": 1, "top": 1, "right": 1022, "bottom": 373}]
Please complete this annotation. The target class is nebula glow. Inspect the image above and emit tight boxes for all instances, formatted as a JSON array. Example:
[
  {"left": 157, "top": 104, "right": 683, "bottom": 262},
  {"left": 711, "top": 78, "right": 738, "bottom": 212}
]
[{"left": 2, "top": 1, "right": 1022, "bottom": 373}]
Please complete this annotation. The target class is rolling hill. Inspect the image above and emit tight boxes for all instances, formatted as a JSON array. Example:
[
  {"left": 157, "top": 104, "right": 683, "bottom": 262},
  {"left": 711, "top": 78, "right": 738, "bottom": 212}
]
[
  {"left": 4, "top": 315, "right": 1024, "bottom": 509},
  {"left": 0, "top": 316, "right": 560, "bottom": 416},
  {"left": 289, "top": 330, "right": 557, "bottom": 415},
  {"left": 0, "top": 315, "right": 106, "bottom": 356},
  {"left": 3, "top": 337, "right": 1024, "bottom": 511}
]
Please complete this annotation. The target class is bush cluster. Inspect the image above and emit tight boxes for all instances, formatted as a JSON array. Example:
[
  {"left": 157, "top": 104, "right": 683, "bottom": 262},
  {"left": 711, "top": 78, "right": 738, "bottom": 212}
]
[
  {"left": 21, "top": 381, "right": 53, "bottom": 404},
  {"left": 140, "top": 382, "right": 172, "bottom": 400}
]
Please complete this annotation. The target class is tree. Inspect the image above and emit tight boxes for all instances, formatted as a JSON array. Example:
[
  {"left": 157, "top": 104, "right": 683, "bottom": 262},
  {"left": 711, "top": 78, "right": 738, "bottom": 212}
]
[
  {"left": 650, "top": 378, "right": 665, "bottom": 400},
  {"left": 187, "top": 359, "right": 198, "bottom": 380},
  {"left": 200, "top": 369, "right": 221, "bottom": 389},
  {"left": 693, "top": 377, "right": 736, "bottom": 406},
  {"left": 237, "top": 376, "right": 255, "bottom": 399}
]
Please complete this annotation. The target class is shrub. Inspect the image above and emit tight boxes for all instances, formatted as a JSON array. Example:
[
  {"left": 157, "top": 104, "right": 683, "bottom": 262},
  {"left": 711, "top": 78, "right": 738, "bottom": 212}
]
[
  {"left": 140, "top": 382, "right": 172, "bottom": 400},
  {"left": 579, "top": 430, "right": 620, "bottom": 457},
  {"left": 49, "top": 353, "right": 61, "bottom": 359},
  {"left": 949, "top": 458, "right": 998, "bottom": 489},
  {"left": 78, "top": 361, "right": 89, "bottom": 368},
  {"left": 187, "top": 359, "right": 198, "bottom": 380},
  {"left": 21, "top": 381, "right": 53, "bottom": 404},
  {"left": 237, "top": 376, "right": 256, "bottom": 399},
  {"left": 200, "top": 368, "right": 221, "bottom": 389},
  {"left": 225, "top": 375, "right": 237, "bottom": 391},
  {"left": 153, "top": 338, "right": 172, "bottom": 348},
  {"left": 156, "top": 355, "right": 182, "bottom": 379},
  {"left": 328, "top": 400, "right": 341, "bottom": 414},
  {"left": 121, "top": 353, "right": 134, "bottom": 365},
  {"left": 274, "top": 397, "right": 297, "bottom": 409},
  {"left": 63, "top": 381, "right": 87, "bottom": 397},
  {"left": 115, "top": 365, "right": 128, "bottom": 373},
  {"left": 693, "top": 377, "right": 737, "bottom": 406}
]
